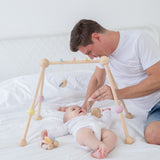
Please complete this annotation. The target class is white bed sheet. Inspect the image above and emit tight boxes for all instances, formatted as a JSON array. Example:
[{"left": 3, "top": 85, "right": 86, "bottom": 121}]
[{"left": 0, "top": 71, "right": 160, "bottom": 160}]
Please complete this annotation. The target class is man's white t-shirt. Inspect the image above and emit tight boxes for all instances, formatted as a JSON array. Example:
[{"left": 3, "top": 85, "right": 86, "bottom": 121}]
[{"left": 96, "top": 30, "right": 160, "bottom": 111}]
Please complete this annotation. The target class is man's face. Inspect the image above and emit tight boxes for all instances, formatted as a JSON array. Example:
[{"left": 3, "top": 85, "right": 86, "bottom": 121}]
[{"left": 78, "top": 33, "right": 108, "bottom": 59}]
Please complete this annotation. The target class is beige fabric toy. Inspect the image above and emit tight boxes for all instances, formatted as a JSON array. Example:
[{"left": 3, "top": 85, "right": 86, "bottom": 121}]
[{"left": 91, "top": 107, "right": 101, "bottom": 118}]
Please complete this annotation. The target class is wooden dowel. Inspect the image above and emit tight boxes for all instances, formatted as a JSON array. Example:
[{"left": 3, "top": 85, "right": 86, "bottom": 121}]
[
  {"left": 49, "top": 59, "right": 99, "bottom": 65},
  {"left": 108, "top": 64, "right": 133, "bottom": 119},
  {"left": 31, "top": 68, "right": 45, "bottom": 110},
  {"left": 19, "top": 67, "right": 44, "bottom": 146},
  {"left": 35, "top": 67, "right": 46, "bottom": 120},
  {"left": 100, "top": 56, "right": 134, "bottom": 144}
]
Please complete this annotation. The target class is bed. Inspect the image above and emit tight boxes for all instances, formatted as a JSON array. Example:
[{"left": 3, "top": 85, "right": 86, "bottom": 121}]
[{"left": 0, "top": 27, "right": 160, "bottom": 160}]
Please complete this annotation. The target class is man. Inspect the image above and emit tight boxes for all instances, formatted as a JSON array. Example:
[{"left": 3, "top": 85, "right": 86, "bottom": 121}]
[{"left": 59, "top": 19, "right": 160, "bottom": 145}]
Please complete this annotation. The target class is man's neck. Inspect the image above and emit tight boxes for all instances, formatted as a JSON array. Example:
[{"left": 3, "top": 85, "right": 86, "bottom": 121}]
[{"left": 111, "top": 31, "right": 120, "bottom": 54}]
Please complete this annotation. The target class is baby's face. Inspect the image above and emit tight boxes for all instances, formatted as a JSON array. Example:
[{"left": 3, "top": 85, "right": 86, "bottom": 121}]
[{"left": 65, "top": 105, "right": 87, "bottom": 121}]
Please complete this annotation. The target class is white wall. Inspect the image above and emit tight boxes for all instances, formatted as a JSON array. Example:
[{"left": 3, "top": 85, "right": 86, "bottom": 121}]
[
  {"left": 0, "top": 0, "right": 160, "bottom": 39},
  {"left": 0, "top": 0, "right": 160, "bottom": 82}
]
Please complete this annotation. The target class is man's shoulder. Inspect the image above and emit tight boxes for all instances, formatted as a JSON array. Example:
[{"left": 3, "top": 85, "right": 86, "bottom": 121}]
[
  {"left": 120, "top": 29, "right": 143, "bottom": 38},
  {"left": 120, "top": 29, "right": 154, "bottom": 41}
]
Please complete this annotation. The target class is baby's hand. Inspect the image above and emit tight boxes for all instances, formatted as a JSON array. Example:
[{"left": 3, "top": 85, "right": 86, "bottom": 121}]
[
  {"left": 58, "top": 106, "right": 69, "bottom": 112},
  {"left": 41, "top": 129, "right": 48, "bottom": 140}
]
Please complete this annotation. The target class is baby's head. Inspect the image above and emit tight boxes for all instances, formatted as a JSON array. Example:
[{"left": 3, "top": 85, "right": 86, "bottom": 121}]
[{"left": 63, "top": 105, "right": 87, "bottom": 123}]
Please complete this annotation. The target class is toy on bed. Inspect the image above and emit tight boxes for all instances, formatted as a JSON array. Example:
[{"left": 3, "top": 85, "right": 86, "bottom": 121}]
[
  {"left": 41, "top": 135, "right": 59, "bottom": 150},
  {"left": 19, "top": 56, "right": 134, "bottom": 147}
]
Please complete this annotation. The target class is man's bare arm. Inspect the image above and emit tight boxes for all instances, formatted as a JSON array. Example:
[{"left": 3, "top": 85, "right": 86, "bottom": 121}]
[
  {"left": 117, "top": 61, "right": 160, "bottom": 99},
  {"left": 82, "top": 67, "right": 106, "bottom": 111}
]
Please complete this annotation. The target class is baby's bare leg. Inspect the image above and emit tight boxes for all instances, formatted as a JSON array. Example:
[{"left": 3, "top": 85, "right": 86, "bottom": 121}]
[
  {"left": 101, "top": 128, "right": 117, "bottom": 152},
  {"left": 76, "top": 128, "right": 103, "bottom": 150},
  {"left": 92, "top": 128, "right": 117, "bottom": 159},
  {"left": 76, "top": 128, "right": 108, "bottom": 159}
]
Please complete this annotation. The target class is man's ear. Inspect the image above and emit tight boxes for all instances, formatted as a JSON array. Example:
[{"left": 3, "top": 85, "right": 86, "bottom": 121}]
[{"left": 91, "top": 33, "right": 100, "bottom": 41}]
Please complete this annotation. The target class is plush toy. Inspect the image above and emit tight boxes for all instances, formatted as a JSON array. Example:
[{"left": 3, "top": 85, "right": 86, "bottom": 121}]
[
  {"left": 91, "top": 107, "right": 111, "bottom": 118},
  {"left": 91, "top": 107, "right": 101, "bottom": 118},
  {"left": 41, "top": 135, "right": 59, "bottom": 150}
]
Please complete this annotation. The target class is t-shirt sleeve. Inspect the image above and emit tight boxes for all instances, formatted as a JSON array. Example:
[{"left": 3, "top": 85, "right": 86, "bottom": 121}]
[
  {"left": 94, "top": 57, "right": 105, "bottom": 69},
  {"left": 137, "top": 33, "right": 160, "bottom": 70}
]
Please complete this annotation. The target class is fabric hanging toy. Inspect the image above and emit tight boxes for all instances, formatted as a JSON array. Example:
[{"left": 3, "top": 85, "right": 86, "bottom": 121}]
[{"left": 91, "top": 107, "right": 102, "bottom": 118}]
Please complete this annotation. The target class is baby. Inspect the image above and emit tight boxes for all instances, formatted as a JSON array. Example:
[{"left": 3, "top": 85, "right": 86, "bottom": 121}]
[{"left": 41, "top": 105, "right": 117, "bottom": 159}]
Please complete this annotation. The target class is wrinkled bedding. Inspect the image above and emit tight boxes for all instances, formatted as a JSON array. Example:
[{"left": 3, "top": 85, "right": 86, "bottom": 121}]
[{"left": 0, "top": 71, "right": 160, "bottom": 160}]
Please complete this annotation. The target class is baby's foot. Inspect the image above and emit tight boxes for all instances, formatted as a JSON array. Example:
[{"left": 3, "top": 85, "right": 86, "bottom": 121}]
[
  {"left": 92, "top": 144, "right": 109, "bottom": 159},
  {"left": 41, "top": 130, "right": 48, "bottom": 140}
]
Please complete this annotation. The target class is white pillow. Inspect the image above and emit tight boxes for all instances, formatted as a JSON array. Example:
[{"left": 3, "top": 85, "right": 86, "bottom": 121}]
[{"left": 0, "top": 71, "right": 93, "bottom": 107}]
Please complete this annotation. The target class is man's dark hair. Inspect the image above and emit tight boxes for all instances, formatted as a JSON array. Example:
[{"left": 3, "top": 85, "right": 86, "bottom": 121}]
[{"left": 70, "top": 19, "right": 106, "bottom": 52}]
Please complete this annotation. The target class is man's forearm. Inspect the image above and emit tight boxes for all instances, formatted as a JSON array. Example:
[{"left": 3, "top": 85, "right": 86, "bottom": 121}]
[
  {"left": 82, "top": 79, "right": 98, "bottom": 110},
  {"left": 117, "top": 75, "right": 160, "bottom": 99},
  {"left": 82, "top": 77, "right": 104, "bottom": 110}
]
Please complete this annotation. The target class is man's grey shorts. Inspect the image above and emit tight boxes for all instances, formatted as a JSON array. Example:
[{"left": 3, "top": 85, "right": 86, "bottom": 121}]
[{"left": 145, "top": 100, "right": 160, "bottom": 129}]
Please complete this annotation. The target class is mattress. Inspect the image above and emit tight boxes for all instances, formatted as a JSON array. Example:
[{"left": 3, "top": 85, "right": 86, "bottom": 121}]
[{"left": 0, "top": 71, "right": 160, "bottom": 160}]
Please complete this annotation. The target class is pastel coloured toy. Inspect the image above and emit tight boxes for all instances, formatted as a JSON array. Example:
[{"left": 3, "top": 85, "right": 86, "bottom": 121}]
[
  {"left": 19, "top": 57, "right": 134, "bottom": 147},
  {"left": 59, "top": 58, "right": 63, "bottom": 62},
  {"left": 115, "top": 105, "right": 123, "bottom": 113},
  {"left": 41, "top": 136, "right": 59, "bottom": 150}
]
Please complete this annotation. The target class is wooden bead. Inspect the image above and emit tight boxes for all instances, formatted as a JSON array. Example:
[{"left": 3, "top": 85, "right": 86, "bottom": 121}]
[
  {"left": 59, "top": 58, "right": 63, "bottom": 62},
  {"left": 40, "top": 59, "right": 49, "bottom": 67},
  {"left": 100, "top": 56, "right": 109, "bottom": 66},
  {"left": 27, "top": 108, "right": 35, "bottom": 116}
]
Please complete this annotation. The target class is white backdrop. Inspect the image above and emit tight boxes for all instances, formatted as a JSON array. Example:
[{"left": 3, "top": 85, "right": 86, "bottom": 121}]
[
  {"left": 0, "top": 0, "right": 160, "bottom": 82},
  {"left": 0, "top": 0, "right": 160, "bottom": 39}
]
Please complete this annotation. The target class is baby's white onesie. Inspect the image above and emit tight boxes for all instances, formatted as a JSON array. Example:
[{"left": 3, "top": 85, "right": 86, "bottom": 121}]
[{"left": 65, "top": 109, "right": 111, "bottom": 141}]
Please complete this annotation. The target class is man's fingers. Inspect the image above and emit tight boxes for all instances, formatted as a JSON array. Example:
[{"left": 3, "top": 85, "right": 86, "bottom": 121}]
[
  {"left": 91, "top": 85, "right": 113, "bottom": 101},
  {"left": 91, "top": 86, "right": 106, "bottom": 100}
]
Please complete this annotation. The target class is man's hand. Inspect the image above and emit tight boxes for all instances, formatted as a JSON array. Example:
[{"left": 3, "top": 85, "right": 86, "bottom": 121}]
[
  {"left": 90, "top": 84, "right": 113, "bottom": 101},
  {"left": 58, "top": 106, "right": 69, "bottom": 112}
]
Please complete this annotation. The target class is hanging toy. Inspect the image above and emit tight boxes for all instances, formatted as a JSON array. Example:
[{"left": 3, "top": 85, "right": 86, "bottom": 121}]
[
  {"left": 41, "top": 135, "right": 59, "bottom": 150},
  {"left": 91, "top": 107, "right": 101, "bottom": 118},
  {"left": 59, "top": 79, "right": 67, "bottom": 87},
  {"left": 58, "top": 58, "right": 67, "bottom": 88},
  {"left": 91, "top": 107, "right": 111, "bottom": 118}
]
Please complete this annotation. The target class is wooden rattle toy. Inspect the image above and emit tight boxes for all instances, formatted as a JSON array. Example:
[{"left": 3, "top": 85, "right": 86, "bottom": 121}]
[{"left": 41, "top": 135, "right": 59, "bottom": 150}]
